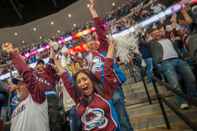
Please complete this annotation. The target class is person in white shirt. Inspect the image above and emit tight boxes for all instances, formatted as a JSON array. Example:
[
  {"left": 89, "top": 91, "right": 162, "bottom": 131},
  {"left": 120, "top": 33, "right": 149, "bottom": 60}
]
[{"left": 9, "top": 78, "right": 50, "bottom": 131}]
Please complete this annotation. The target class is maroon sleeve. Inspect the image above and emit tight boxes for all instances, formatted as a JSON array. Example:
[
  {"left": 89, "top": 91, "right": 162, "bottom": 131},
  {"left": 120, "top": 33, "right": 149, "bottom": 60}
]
[
  {"left": 103, "top": 58, "right": 119, "bottom": 99},
  {"left": 103, "top": 58, "right": 118, "bottom": 85},
  {"left": 45, "top": 64, "right": 59, "bottom": 89},
  {"left": 10, "top": 52, "right": 29, "bottom": 74},
  {"left": 93, "top": 17, "right": 109, "bottom": 53},
  {"left": 10, "top": 52, "right": 46, "bottom": 103},
  {"left": 60, "top": 71, "right": 79, "bottom": 103}
]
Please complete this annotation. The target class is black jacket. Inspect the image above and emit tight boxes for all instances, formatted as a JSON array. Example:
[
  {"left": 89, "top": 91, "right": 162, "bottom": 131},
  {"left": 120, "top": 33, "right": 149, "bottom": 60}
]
[{"left": 150, "top": 39, "right": 182, "bottom": 64}]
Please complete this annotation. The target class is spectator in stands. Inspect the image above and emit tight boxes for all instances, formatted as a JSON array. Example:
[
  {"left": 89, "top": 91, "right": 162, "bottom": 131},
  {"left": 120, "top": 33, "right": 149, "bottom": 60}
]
[
  {"left": 149, "top": 24, "right": 197, "bottom": 109},
  {"left": 138, "top": 34, "right": 153, "bottom": 83},
  {"left": 190, "top": 4, "right": 197, "bottom": 32},
  {"left": 150, "top": 1, "right": 166, "bottom": 14},
  {"left": 0, "top": 80, "right": 9, "bottom": 124},
  {"left": 162, "top": 5, "right": 194, "bottom": 61},
  {"left": 86, "top": 0, "right": 133, "bottom": 130},
  {"left": 2, "top": 42, "right": 59, "bottom": 131},
  {"left": 58, "top": 79, "right": 81, "bottom": 131},
  {"left": 53, "top": 41, "right": 121, "bottom": 131},
  {"left": 7, "top": 77, "right": 50, "bottom": 131}
]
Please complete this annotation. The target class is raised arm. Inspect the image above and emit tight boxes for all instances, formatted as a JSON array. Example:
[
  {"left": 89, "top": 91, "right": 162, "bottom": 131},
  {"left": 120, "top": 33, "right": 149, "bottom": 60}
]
[
  {"left": 104, "top": 41, "right": 118, "bottom": 83},
  {"left": 45, "top": 62, "right": 59, "bottom": 89},
  {"left": 106, "top": 39, "right": 116, "bottom": 58},
  {"left": 87, "top": 0, "right": 109, "bottom": 54},
  {"left": 87, "top": 0, "right": 98, "bottom": 18},
  {"left": 2, "top": 42, "right": 29, "bottom": 74},
  {"left": 178, "top": 8, "right": 193, "bottom": 25},
  {"left": 102, "top": 42, "right": 120, "bottom": 98},
  {"left": 2, "top": 43, "right": 48, "bottom": 103},
  {"left": 170, "top": 14, "right": 178, "bottom": 30},
  {"left": 53, "top": 56, "right": 79, "bottom": 103}
]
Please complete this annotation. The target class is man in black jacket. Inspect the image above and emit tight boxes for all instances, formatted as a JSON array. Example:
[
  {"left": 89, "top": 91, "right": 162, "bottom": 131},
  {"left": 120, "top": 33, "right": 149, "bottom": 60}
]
[
  {"left": 138, "top": 35, "right": 153, "bottom": 83},
  {"left": 150, "top": 26, "right": 197, "bottom": 109}
]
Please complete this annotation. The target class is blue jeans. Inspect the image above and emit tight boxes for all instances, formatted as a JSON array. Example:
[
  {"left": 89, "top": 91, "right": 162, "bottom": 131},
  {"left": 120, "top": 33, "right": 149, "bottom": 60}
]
[
  {"left": 68, "top": 107, "right": 81, "bottom": 131},
  {"left": 108, "top": 100, "right": 121, "bottom": 131},
  {"left": 144, "top": 58, "right": 153, "bottom": 82},
  {"left": 160, "top": 58, "right": 197, "bottom": 100},
  {"left": 0, "top": 93, "right": 7, "bottom": 109},
  {"left": 112, "top": 87, "right": 134, "bottom": 131},
  {"left": 0, "top": 93, "right": 5, "bottom": 111}
]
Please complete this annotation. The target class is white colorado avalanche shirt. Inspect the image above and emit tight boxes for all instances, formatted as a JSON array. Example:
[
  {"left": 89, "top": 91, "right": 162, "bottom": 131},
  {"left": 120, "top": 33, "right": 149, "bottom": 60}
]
[{"left": 11, "top": 95, "right": 49, "bottom": 131}]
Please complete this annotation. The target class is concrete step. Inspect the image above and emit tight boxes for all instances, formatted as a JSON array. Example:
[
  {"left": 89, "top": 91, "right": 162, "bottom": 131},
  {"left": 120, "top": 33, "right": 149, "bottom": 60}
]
[
  {"left": 119, "top": 67, "right": 197, "bottom": 131},
  {"left": 122, "top": 81, "right": 173, "bottom": 106},
  {"left": 127, "top": 102, "right": 197, "bottom": 130},
  {"left": 125, "top": 93, "right": 197, "bottom": 131}
]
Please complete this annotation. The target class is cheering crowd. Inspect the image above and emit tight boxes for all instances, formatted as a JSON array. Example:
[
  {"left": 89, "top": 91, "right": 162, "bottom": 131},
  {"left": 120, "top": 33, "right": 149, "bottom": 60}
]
[{"left": 1, "top": 0, "right": 197, "bottom": 131}]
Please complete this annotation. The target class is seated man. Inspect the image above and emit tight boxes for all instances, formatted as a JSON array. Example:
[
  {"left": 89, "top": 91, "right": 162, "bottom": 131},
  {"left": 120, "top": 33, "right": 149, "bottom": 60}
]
[{"left": 150, "top": 25, "right": 197, "bottom": 109}]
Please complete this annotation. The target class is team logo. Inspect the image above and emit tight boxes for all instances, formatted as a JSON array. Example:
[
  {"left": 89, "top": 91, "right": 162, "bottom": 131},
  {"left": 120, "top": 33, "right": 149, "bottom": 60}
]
[
  {"left": 92, "top": 56, "right": 104, "bottom": 73},
  {"left": 11, "top": 104, "right": 26, "bottom": 118},
  {"left": 81, "top": 107, "right": 108, "bottom": 130}
]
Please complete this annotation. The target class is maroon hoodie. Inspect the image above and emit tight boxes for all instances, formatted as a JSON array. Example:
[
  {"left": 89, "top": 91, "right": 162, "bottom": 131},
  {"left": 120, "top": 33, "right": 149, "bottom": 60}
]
[{"left": 10, "top": 52, "right": 58, "bottom": 104}]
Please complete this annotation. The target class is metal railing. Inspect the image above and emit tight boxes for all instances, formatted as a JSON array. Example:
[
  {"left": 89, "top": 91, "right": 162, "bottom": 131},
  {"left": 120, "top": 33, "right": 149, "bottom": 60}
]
[
  {"left": 152, "top": 76, "right": 197, "bottom": 130},
  {"left": 126, "top": 64, "right": 152, "bottom": 104},
  {"left": 140, "top": 67, "right": 152, "bottom": 104}
]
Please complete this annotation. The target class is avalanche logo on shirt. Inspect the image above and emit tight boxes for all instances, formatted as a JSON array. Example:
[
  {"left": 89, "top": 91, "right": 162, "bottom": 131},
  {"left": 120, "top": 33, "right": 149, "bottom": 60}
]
[
  {"left": 81, "top": 107, "right": 108, "bottom": 130},
  {"left": 11, "top": 104, "right": 26, "bottom": 118},
  {"left": 92, "top": 56, "right": 104, "bottom": 73}
]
